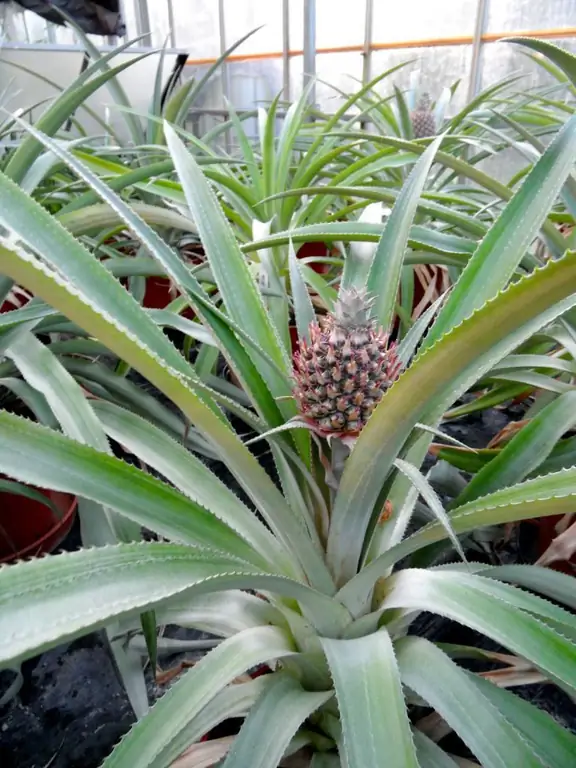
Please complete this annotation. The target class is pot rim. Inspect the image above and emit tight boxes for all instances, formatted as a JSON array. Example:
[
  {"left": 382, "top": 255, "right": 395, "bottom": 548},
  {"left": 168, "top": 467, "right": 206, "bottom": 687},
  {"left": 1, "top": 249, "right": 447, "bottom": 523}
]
[{"left": 0, "top": 489, "right": 78, "bottom": 564}]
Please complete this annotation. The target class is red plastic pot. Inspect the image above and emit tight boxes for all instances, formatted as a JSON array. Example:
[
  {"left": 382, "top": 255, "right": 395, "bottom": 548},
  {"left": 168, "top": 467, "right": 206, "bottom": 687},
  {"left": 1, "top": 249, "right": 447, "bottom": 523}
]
[
  {"left": 533, "top": 516, "right": 575, "bottom": 575},
  {"left": 113, "top": 274, "right": 194, "bottom": 320},
  {"left": 0, "top": 486, "right": 77, "bottom": 563},
  {"left": 289, "top": 326, "right": 299, "bottom": 355},
  {"left": 297, "top": 241, "right": 331, "bottom": 275},
  {"left": 0, "top": 290, "right": 31, "bottom": 314},
  {"left": 0, "top": 299, "right": 15, "bottom": 313},
  {"left": 144, "top": 277, "right": 197, "bottom": 320},
  {"left": 142, "top": 276, "right": 176, "bottom": 310},
  {"left": 104, "top": 235, "right": 203, "bottom": 317}
]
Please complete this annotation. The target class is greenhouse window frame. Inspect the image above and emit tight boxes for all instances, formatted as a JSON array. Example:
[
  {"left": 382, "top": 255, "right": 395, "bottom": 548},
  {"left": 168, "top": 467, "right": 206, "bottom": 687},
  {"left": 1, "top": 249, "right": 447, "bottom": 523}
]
[
  {"left": 2, "top": 0, "right": 576, "bottom": 105},
  {"left": 184, "top": 27, "right": 576, "bottom": 65}
]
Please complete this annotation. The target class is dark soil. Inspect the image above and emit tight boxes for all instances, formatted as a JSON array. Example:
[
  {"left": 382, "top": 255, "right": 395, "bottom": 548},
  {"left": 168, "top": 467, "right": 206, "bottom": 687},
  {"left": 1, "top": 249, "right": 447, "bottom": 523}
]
[
  {"left": 1, "top": 395, "right": 575, "bottom": 767},
  {"left": 0, "top": 634, "right": 134, "bottom": 768},
  {"left": 0, "top": 517, "right": 130, "bottom": 768},
  {"left": 0, "top": 518, "right": 215, "bottom": 768}
]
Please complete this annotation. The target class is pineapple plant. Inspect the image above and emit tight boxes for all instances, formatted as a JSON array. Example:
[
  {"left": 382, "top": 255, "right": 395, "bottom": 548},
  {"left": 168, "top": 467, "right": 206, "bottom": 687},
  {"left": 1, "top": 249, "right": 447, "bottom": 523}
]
[
  {"left": 293, "top": 288, "right": 402, "bottom": 436},
  {"left": 410, "top": 92, "right": 436, "bottom": 138},
  {"left": 2, "top": 35, "right": 576, "bottom": 768}
]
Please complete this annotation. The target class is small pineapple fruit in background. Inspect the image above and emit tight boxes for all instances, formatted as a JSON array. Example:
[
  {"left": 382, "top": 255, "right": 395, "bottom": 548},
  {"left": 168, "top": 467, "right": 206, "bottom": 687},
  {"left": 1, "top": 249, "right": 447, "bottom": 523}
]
[
  {"left": 411, "top": 93, "right": 436, "bottom": 138},
  {"left": 293, "top": 288, "right": 402, "bottom": 437}
]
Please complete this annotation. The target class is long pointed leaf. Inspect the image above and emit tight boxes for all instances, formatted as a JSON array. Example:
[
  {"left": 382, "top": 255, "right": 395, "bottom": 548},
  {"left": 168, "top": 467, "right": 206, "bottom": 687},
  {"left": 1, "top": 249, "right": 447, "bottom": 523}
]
[
  {"left": 321, "top": 630, "right": 418, "bottom": 768},
  {"left": 393, "top": 459, "right": 466, "bottom": 563},
  {"left": 396, "top": 637, "right": 547, "bottom": 768},
  {"left": 454, "top": 390, "right": 576, "bottom": 506},
  {"left": 367, "top": 134, "right": 444, "bottom": 330},
  {"left": 154, "top": 678, "right": 269, "bottom": 767},
  {"left": 222, "top": 674, "right": 332, "bottom": 768},
  {"left": 91, "top": 399, "right": 292, "bottom": 571},
  {"left": 425, "top": 114, "right": 576, "bottom": 346},
  {"left": 340, "top": 467, "right": 576, "bottom": 611},
  {"left": 103, "top": 627, "right": 293, "bottom": 768},
  {"left": 5, "top": 332, "right": 137, "bottom": 545},
  {"left": 0, "top": 411, "right": 266, "bottom": 566},
  {"left": 163, "top": 124, "right": 290, "bottom": 377},
  {"left": 0, "top": 541, "right": 351, "bottom": 670},
  {"left": 505, "top": 38, "right": 576, "bottom": 89},
  {"left": 468, "top": 670, "right": 576, "bottom": 768},
  {"left": 4, "top": 51, "right": 154, "bottom": 183},
  {"left": 288, "top": 241, "right": 316, "bottom": 342},
  {"left": 385, "top": 570, "right": 576, "bottom": 695}
]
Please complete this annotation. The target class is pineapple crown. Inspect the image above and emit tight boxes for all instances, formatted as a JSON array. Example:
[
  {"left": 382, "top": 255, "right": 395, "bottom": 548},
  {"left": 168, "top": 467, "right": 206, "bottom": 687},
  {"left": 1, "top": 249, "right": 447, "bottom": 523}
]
[
  {"left": 331, "top": 288, "right": 376, "bottom": 330},
  {"left": 415, "top": 92, "right": 432, "bottom": 112}
]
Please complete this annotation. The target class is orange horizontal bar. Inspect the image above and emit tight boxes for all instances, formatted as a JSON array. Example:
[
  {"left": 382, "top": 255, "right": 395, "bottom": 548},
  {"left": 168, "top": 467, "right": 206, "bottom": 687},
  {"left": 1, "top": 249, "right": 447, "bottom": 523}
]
[
  {"left": 373, "top": 26, "right": 576, "bottom": 51},
  {"left": 185, "top": 27, "right": 576, "bottom": 67},
  {"left": 187, "top": 49, "right": 288, "bottom": 65},
  {"left": 482, "top": 26, "right": 576, "bottom": 43}
]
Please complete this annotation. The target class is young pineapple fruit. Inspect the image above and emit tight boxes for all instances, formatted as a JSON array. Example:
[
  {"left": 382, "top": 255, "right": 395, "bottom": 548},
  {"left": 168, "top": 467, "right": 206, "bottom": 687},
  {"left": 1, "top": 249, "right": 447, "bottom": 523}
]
[
  {"left": 293, "top": 288, "right": 402, "bottom": 436},
  {"left": 410, "top": 93, "right": 436, "bottom": 138}
]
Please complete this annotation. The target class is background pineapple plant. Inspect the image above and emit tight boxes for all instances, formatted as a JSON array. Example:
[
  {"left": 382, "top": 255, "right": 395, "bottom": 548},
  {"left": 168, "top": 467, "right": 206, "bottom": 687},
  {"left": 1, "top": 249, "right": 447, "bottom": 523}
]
[{"left": 411, "top": 92, "right": 436, "bottom": 138}]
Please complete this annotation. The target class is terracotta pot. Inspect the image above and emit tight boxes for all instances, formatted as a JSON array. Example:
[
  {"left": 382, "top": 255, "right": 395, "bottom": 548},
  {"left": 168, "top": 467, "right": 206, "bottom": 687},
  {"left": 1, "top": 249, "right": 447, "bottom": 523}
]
[{"left": 0, "top": 485, "right": 77, "bottom": 563}]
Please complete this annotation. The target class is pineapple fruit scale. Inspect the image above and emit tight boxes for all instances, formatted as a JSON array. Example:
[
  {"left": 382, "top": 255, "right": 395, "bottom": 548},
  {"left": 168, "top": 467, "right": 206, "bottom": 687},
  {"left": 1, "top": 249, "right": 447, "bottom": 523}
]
[{"left": 293, "top": 288, "right": 403, "bottom": 437}]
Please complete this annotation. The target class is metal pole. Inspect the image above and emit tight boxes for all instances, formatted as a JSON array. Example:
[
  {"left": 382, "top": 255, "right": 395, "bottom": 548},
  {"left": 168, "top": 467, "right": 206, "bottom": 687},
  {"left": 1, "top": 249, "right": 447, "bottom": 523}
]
[
  {"left": 467, "top": 0, "right": 489, "bottom": 100},
  {"left": 45, "top": 19, "right": 56, "bottom": 44},
  {"left": 218, "top": 0, "right": 232, "bottom": 152},
  {"left": 117, "top": 0, "right": 126, "bottom": 42},
  {"left": 134, "top": 0, "right": 152, "bottom": 44},
  {"left": 303, "top": 0, "right": 316, "bottom": 106},
  {"left": 282, "top": 0, "right": 290, "bottom": 100},
  {"left": 218, "top": 0, "right": 231, "bottom": 100},
  {"left": 166, "top": 0, "right": 176, "bottom": 48},
  {"left": 360, "top": 0, "right": 374, "bottom": 129},
  {"left": 362, "top": 0, "right": 374, "bottom": 85}
]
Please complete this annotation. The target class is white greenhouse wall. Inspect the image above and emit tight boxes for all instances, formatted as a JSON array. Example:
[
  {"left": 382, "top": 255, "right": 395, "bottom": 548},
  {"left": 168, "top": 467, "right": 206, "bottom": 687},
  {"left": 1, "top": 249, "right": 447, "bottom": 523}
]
[{"left": 0, "top": 49, "right": 181, "bottom": 142}]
